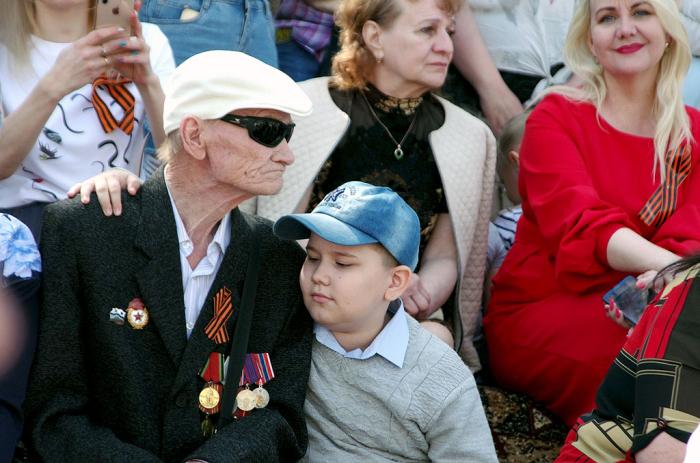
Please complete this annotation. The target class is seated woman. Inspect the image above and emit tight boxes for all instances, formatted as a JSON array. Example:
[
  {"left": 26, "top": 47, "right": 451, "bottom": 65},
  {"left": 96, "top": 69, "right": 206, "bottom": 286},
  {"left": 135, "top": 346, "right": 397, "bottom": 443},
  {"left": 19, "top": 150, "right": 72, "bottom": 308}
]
[
  {"left": 255, "top": 0, "right": 495, "bottom": 367},
  {"left": 485, "top": 0, "right": 700, "bottom": 426},
  {"left": 0, "top": 214, "right": 41, "bottom": 462},
  {"left": 555, "top": 255, "right": 700, "bottom": 462},
  {"left": 0, "top": 0, "right": 174, "bottom": 240}
]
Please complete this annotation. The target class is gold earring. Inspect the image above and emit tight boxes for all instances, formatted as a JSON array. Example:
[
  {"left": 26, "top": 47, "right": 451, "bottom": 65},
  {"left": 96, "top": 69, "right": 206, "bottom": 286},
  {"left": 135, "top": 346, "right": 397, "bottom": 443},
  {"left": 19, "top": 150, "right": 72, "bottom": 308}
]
[{"left": 376, "top": 55, "right": 383, "bottom": 64}]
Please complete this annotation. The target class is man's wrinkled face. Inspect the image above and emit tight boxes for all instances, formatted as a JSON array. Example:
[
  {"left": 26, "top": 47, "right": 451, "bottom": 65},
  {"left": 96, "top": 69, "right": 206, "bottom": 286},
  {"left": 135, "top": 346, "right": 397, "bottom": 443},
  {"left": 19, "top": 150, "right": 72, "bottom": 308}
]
[{"left": 205, "top": 108, "right": 295, "bottom": 197}]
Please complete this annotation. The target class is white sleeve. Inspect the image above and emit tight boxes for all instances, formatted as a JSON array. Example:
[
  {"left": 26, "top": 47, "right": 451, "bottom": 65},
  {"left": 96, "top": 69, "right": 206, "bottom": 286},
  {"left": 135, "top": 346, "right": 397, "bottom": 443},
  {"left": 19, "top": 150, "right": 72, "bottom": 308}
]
[{"left": 141, "top": 22, "right": 176, "bottom": 86}]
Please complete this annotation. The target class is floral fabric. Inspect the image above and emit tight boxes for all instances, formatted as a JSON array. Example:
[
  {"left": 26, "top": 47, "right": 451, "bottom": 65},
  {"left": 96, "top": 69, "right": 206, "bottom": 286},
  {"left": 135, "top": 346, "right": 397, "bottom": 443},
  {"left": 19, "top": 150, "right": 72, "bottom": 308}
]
[{"left": 0, "top": 213, "right": 41, "bottom": 280}]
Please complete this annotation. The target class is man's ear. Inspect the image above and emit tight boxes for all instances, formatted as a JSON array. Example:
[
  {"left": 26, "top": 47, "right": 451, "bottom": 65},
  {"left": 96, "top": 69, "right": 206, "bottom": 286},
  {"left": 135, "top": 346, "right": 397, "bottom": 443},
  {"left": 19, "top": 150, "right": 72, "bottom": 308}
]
[
  {"left": 179, "top": 116, "right": 207, "bottom": 161},
  {"left": 384, "top": 265, "right": 412, "bottom": 301},
  {"left": 362, "top": 20, "right": 384, "bottom": 62}
]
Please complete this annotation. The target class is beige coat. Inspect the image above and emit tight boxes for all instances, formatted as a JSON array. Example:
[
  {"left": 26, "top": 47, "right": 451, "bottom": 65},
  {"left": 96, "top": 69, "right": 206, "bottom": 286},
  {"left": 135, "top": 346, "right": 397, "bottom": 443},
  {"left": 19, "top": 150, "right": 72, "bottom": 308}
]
[{"left": 242, "top": 77, "right": 496, "bottom": 371}]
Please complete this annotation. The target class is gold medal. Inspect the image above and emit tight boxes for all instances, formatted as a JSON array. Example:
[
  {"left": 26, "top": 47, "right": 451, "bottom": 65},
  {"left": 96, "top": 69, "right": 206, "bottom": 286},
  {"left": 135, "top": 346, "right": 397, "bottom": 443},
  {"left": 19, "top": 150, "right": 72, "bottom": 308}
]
[
  {"left": 126, "top": 306, "right": 149, "bottom": 329},
  {"left": 253, "top": 385, "right": 269, "bottom": 408},
  {"left": 236, "top": 388, "right": 257, "bottom": 412},
  {"left": 199, "top": 385, "right": 220, "bottom": 410}
]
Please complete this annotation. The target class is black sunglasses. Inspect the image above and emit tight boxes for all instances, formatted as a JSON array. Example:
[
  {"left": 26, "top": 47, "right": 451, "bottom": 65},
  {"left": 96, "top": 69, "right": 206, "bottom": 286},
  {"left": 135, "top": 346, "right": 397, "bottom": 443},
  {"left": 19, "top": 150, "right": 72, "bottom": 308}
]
[{"left": 219, "top": 114, "right": 295, "bottom": 148}]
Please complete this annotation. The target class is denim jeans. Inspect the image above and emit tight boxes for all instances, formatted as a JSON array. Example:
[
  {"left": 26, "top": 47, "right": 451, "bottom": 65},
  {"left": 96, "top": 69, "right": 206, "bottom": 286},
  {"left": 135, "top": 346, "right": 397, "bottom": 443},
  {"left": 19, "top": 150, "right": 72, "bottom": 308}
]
[
  {"left": 684, "top": 57, "right": 700, "bottom": 109},
  {"left": 139, "top": 0, "right": 277, "bottom": 67},
  {"left": 276, "top": 39, "right": 321, "bottom": 82}
]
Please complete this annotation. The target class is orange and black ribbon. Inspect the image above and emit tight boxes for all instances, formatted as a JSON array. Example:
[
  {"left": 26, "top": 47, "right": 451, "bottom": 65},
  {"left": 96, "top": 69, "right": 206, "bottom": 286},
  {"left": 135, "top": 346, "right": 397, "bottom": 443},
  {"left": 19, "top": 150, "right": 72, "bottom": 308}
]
[
  {"left": 639, "top": 143, "right": 692, "bottom": 228},
  {"left": 91, "top": 76, "right": 135, "bottom": 135},
  {"left": 205, "top": 287, "right": 234, "bottom": 344}
]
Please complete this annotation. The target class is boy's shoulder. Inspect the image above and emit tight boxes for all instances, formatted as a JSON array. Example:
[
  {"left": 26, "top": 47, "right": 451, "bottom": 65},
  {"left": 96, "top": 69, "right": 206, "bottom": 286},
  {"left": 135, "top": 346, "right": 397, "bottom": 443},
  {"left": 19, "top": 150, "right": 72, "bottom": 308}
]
[{"left": 405, "top": 317, "right": 473, "bottom": 386}]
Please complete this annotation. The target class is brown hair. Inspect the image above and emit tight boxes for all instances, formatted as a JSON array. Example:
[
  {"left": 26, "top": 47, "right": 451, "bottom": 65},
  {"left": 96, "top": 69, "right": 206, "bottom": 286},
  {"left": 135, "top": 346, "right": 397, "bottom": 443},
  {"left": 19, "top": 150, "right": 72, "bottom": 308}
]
[{"left": 331, "top": 0, "right": 462, "bottom": 90}]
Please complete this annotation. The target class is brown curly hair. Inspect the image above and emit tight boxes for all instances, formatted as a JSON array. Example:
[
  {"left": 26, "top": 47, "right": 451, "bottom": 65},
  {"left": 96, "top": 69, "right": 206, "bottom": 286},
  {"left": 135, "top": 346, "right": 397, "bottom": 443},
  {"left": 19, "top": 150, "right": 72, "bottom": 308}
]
[{"left": 330, "top": 0, "right": 462, "bottom": 90}]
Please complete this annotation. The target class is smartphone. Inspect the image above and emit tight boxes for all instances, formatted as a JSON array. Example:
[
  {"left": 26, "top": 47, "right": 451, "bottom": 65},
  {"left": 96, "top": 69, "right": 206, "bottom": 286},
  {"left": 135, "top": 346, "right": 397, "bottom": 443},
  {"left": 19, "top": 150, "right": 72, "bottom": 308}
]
[
  {"left": 94, "top": 0, "right": 133, "bottom": 35},
  {"left": 602, "top": 276, "right": 650, "bottom": 326}
]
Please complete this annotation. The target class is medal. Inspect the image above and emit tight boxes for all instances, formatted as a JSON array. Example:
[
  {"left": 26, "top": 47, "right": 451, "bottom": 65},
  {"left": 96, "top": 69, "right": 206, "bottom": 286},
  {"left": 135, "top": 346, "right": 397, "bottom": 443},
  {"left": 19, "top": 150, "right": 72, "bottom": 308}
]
[
  {"left": 198, "top": 352, "right": 225, "bottom": 415},
  {"left": 253, "top": 383, "right": 269, "bottom": 408},
  {"left": 236, "top": 388, "right": 257, "bottom": 412},
  {"left": 199, "top": 383, "right": 221, "bottom": 410},
  {"left": 126, "top": 298, "right": 149, "bottom": 329}
]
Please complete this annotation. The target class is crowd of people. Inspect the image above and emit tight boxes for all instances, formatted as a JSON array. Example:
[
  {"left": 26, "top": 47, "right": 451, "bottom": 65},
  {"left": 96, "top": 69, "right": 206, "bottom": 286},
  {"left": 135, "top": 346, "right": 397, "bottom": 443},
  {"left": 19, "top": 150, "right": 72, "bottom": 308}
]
[{"left": 1, "top": 0, "right": 700, "bottom": 461}]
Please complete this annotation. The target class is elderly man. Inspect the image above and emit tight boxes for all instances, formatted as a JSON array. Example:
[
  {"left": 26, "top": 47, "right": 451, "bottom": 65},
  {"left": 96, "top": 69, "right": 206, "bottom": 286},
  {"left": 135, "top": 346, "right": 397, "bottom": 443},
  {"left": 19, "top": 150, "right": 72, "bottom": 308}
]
[{"left": 25, "top": 51, "right": 313, "bottom": 462}]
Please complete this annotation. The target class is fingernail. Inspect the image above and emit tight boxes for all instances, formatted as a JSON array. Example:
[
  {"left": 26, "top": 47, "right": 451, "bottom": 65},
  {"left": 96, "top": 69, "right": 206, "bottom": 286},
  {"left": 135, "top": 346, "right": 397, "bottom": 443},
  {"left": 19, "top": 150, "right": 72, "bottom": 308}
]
[
  {"left": 117, "top": 27, "right": 125, "bottom": 32},
  {"left": 114, "top": 209, "right": 122, "bottom": 216},
  {"left": 119, "top": 41, "right": 127, "bottom": 47},
  {"left": 130, "top": 50, "right": 139, "bottom": 55}
]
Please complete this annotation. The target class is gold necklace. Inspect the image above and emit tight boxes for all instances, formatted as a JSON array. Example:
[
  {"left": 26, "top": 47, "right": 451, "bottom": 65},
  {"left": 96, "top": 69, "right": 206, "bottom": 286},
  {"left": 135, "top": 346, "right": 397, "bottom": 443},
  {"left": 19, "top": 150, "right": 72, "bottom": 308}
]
[{"left": 361, "top": 91, "right": 418, "bottom": 161}]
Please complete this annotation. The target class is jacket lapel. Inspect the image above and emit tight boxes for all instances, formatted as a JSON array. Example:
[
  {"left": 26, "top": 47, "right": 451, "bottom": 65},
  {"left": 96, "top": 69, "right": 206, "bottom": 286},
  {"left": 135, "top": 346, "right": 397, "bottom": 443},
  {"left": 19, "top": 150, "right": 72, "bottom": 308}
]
[
  {"left": 133, "top": 168, "right": 188, "bottom": 365},
  {"left": 172, "top": 210, "right": 256, "bottom": 389}
]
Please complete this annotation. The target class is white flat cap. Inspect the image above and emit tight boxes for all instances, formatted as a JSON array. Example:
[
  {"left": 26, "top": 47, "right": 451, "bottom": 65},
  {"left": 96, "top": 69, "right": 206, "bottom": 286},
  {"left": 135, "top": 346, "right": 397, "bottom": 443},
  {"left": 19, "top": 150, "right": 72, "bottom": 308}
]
[{"left": 162, "top": 50, "right": 313, "bottom": 134}]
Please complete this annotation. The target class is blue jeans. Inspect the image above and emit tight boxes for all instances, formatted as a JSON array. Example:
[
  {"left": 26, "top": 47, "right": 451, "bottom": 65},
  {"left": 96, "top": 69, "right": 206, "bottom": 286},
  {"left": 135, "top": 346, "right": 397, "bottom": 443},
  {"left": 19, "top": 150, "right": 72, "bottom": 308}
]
[
  {"left": 276, "top": 39, "right": 321, "bottom": 82},
  {"left": 684, "top": 57, "right": 700, "bottom": 109},
  {"left": 139, "top": 0, "right": 277, "bottom": 67}
]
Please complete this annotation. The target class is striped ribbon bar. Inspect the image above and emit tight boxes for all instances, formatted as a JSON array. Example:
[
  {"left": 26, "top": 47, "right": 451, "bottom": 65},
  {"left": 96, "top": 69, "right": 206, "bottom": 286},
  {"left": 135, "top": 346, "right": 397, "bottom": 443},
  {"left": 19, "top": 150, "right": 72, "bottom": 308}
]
[
  {"left": 238, "top": 353, "right": 275, "bottom": 386},
  {"left": 91, "top": 76, "right": 135, "bottom": 135},
  {"left": 639, "top": 143, "right": 692, "bottom": 228},
  {"left": 205, "top": 287, "right": 234, "bottom": 344}
]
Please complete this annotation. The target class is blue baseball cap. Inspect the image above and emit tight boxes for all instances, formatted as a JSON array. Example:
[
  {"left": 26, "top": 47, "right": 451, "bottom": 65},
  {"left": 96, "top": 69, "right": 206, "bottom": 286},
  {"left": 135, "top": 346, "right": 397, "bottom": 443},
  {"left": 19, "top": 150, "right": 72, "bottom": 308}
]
[{"left": 273, "top": 181, "right": 420, "bottom": 270}]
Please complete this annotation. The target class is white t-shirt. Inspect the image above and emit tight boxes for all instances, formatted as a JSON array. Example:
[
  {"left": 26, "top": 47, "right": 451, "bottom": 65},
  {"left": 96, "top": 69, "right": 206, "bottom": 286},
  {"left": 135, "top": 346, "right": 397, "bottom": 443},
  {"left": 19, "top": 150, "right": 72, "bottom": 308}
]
[
  {"left": 0, "top": 23, "right": 174, "bottom": 208},
  {"left": 470, "top": 0, "right": 574, "bottom": 78}
]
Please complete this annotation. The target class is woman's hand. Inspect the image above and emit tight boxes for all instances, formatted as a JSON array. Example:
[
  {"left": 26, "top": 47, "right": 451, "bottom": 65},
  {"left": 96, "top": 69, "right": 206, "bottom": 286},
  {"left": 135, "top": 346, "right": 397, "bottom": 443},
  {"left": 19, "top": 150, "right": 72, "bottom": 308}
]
[
  {"left": 102, "top": 2, "right": 155, "bottom": 86},
  {"left": 67, "top": 169, "right": 142, "bottom": 216},
  {"left": 479, "top": 84, "right": 524, "bottom": 136},
  {"left": 604, "top": 299, "right": 632, "bottom": 330},
  {"left": 403, "top": 273, "right": 433, "bottom": 319},
  {"left": 40, "top": 26, "right": 129, "bottom": 100},
  {"left": 637, "top": 269, "right": 676, "bottom": 293}
]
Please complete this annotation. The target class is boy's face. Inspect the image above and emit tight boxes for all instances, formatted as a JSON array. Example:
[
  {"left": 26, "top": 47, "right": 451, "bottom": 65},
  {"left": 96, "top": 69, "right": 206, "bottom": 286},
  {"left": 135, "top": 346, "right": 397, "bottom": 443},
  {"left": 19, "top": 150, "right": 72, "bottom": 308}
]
[{"left": 300, "top": 234, "right": 396, "bottom": 335}]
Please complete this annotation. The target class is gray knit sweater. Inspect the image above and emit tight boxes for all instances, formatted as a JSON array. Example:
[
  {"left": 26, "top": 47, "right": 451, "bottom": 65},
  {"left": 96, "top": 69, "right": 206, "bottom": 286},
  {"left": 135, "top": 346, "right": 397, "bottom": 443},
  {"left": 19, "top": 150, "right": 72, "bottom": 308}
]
[{"left": 302, "top": 317, "right": 497, "bottom": 462}]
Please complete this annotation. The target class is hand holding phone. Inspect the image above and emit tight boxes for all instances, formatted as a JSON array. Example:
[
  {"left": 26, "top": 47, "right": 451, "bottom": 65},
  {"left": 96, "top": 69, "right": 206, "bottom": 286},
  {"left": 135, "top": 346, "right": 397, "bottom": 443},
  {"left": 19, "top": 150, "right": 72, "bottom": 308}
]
[
  {"left": 94, "top": 0, "right": 134, "bottom": 35},
  {"left": 602, "top": 276, "right": 651, "bottom": 326}
]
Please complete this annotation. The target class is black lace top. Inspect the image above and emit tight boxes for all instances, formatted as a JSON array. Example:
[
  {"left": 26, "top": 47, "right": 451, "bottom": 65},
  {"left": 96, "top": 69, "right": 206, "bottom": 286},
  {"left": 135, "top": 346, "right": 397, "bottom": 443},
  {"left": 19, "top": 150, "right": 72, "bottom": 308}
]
[{"left": 310, "top": 84, "right": 448, "bottom": 255}]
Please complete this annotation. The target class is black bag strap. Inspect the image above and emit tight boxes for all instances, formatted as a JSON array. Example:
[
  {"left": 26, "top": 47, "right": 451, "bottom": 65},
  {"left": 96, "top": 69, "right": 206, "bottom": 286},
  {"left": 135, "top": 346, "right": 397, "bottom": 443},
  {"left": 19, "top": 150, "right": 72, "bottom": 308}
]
[{"left": 219, "top": 223, "right": 262, "bottom": 426}]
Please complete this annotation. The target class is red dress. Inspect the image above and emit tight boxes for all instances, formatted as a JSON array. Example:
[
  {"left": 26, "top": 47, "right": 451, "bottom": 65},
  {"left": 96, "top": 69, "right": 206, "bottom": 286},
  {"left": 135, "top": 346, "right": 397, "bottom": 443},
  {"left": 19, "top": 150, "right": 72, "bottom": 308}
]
[{"left": 484, "top": 93, "right": 700, "bottom": 426}]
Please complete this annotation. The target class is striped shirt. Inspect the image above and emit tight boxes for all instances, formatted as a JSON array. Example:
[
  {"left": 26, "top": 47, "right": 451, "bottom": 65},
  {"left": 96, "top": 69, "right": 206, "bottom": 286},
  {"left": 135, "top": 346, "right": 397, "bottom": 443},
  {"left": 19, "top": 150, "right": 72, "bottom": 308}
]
[
  {"left": 275, "top": 0, "right": 334, "bottom": 62},
  {"left": 166, "top": 181, "right": 231, "bottom": 337},
  {"left": 492, "top": 205, "right": 522, "bottom": 251}
]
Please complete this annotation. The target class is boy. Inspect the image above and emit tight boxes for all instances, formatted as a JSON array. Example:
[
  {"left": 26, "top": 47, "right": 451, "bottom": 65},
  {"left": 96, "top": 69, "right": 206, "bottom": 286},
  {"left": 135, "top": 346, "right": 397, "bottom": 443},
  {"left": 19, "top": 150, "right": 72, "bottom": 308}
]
[
  {"left": 274, "top": 181, "right": 497, "bottom": 462},
  {"left": 492, "top": 110, "right": 529, "bottom": 251}
]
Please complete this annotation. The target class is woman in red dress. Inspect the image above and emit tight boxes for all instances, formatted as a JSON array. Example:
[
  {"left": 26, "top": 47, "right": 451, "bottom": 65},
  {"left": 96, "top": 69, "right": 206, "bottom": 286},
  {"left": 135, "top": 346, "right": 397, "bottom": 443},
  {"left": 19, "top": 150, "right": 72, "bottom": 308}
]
[{"left": 484, "top": 0, "right": 700, "bottom": 426}]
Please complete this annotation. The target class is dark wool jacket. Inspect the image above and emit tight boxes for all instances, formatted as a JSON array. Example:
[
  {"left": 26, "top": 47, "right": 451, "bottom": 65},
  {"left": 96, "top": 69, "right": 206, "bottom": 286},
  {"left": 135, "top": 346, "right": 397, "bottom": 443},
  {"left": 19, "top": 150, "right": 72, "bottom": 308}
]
[{"left": 25, "top": 169, "right": 312, "bottom": 462}]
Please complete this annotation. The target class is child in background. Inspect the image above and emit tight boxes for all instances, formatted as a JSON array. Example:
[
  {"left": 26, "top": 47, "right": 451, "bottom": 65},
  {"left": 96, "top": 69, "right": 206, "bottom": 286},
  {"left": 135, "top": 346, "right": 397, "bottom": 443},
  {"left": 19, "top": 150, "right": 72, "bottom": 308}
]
[
  {"left": 274, "top": 181, "right": 497, "bottom": 462},
  {"left": 492, "top": 110, "right": 530, "bottom": 251}
]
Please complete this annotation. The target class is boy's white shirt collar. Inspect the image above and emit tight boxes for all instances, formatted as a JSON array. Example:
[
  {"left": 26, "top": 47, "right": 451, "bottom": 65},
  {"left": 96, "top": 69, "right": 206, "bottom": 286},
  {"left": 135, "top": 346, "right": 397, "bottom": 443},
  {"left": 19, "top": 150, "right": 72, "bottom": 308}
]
[{"left": 313, "top": 301, "right": 409, "bottom": 368}]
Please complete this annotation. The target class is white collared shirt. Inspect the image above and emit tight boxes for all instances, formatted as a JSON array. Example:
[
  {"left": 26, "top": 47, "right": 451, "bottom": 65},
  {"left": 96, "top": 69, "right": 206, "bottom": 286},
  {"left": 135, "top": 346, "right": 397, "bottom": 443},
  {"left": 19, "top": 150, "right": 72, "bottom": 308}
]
[
  {"left": 313, "top": 302, "right": 410, "bottom": 368},
  {"left": 166, "top": 181, "right": 232, "bottom": 338}
]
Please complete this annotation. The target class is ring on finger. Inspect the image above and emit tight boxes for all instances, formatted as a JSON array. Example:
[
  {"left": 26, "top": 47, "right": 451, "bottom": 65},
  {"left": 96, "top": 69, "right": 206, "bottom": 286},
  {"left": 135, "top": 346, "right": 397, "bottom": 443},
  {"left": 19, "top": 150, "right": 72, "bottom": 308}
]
[
  {"left": 104, "top": 56, "right": 110, "bottom": 66},
  {"left": 100, "top": 45, "right": 107, "bottom": 57}
]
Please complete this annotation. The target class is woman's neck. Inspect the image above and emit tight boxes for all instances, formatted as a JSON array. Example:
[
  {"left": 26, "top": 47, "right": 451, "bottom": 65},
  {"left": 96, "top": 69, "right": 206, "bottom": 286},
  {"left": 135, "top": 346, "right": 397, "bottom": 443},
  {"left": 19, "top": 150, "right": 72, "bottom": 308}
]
[
  {"left": 33, "top": 2, "right": 89, "bottom": 42},
  {"left": 599, "top": 71, "right": 658, "bottom": 137},
  {"left": 367, "top": 73, "right": 429, "bottom": 99}
]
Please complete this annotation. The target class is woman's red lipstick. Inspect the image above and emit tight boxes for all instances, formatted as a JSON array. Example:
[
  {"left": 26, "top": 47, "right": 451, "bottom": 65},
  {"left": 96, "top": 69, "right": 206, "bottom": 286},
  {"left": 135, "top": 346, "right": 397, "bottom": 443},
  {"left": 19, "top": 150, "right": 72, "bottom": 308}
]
[{"left": 616, "top": 43, "right": 644, "bottom": 54}]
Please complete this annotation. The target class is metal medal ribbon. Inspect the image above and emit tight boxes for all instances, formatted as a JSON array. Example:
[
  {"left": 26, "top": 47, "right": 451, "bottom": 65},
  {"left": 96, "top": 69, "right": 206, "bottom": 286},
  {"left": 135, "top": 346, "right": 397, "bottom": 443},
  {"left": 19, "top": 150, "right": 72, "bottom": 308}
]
[{"left": 198, "top": 352, "right": 225, "bottom": 415}]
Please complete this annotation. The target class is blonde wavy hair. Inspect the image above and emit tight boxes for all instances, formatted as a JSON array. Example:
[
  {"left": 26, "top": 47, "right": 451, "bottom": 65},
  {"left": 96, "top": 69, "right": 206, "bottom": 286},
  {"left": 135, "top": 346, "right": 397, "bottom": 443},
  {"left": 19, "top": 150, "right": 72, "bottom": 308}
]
[
  {"left": 560, "top": 0, "right": 692, "bottom": 181},
  {"left": 0, "top": 1, "right": 95, "bottom": 68},
  {"left": 331, "top": 0, "right": 462, "bottom": 90}
]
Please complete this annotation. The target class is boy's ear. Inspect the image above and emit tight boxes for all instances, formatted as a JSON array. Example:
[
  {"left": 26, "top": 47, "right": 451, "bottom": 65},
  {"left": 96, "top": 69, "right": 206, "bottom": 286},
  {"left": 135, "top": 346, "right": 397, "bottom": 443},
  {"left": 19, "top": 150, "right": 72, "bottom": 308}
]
[
  {"left": 507, "top": 150, "right": 520, "bottom": 169},
  {"left": 384, "top": 265, "right": 412, "bottom": 301}
]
